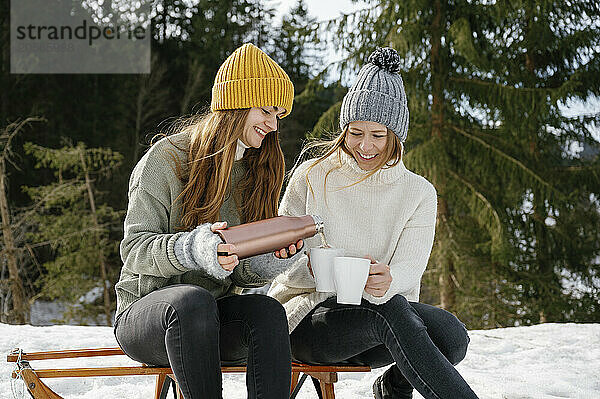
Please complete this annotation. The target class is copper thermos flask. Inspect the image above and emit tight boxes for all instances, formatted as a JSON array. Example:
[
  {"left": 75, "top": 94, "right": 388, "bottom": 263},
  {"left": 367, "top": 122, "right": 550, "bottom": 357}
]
[{"left": 215, "top": 215, "right": 324, "bottom": 259}]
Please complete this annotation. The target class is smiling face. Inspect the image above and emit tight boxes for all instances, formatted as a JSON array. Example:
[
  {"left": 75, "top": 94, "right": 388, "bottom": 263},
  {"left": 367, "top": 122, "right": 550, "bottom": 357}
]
[
  {"left": 344, "top": 120, "right": 389, "bottom": 170},
  {"left": 240, "top": 106, "right": 286, "bottom": 148}
]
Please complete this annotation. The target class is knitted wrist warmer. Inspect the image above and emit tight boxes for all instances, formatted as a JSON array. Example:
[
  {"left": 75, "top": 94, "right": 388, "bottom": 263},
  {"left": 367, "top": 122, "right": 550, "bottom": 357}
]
[{"left": 174, "top": 223, "right": 232, "bottom": 280}]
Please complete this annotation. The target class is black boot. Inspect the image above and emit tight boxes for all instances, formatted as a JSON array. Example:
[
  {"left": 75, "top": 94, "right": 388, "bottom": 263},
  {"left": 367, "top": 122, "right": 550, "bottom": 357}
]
[{"left": 372, "top": 366, "right": 413, "bottom": 399}]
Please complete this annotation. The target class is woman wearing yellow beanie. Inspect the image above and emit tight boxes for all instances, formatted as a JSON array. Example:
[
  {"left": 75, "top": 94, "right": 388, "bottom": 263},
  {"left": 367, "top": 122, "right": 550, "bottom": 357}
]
[{"left": 114, "top": 43, "right": 299, "bottom": 398}]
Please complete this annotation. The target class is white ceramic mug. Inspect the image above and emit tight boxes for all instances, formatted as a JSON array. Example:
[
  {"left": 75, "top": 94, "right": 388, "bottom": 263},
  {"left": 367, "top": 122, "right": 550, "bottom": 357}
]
[
  {"left": 333, "top": 256, "right": 370, "bottom": 304},
  {"left": 309, "top": 247, "right": 344, "bottom": 292}
]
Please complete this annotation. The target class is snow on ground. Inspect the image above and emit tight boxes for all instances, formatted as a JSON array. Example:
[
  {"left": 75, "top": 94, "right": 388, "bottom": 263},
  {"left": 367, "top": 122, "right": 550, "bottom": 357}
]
[{"left": 1, "top": 323, "right": 598, "bottom": 398}]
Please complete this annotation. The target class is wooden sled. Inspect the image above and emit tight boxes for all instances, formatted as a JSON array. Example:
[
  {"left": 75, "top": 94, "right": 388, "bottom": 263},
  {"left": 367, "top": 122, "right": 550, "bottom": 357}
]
[{"left": 7, "top": 347, "right": 370, "bottom": 399}]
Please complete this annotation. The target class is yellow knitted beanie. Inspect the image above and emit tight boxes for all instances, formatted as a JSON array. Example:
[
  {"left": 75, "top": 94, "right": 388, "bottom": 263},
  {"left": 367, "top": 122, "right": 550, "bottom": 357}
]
[{"left": 211, "top": 43, "right": 294, "bottom": 118}]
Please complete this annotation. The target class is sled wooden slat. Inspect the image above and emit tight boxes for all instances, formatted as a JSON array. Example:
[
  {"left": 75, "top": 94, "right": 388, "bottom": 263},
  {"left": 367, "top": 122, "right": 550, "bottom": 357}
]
[
  {"left": 291, "top": 362, "right": 370, "bottom": 373},
  {"left": 7, "top": 347, "right": 370, "bottom": 399},
  {"left": 12, "top": 366, "right": 175, "bottom": 379},
  {"left": 7, "top": 347, "right": 124, "bottom": 362}
]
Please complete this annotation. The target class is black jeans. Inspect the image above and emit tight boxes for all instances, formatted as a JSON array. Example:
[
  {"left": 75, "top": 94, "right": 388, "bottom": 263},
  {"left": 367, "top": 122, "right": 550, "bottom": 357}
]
[
  {"left": 114, "top": 284, "right": 291, "bottom": 399},
  {"left": 291, "top": 295, "right": 478, "bottom": 399}
]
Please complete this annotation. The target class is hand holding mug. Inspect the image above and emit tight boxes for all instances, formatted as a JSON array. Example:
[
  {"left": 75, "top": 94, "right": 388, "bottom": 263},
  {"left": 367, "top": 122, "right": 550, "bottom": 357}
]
[
  {"left": 306, "top": 251, "right": 313, "bottom": 277},
  {"left": 363, "top": 255, "right": 392, "bottom": 297}
]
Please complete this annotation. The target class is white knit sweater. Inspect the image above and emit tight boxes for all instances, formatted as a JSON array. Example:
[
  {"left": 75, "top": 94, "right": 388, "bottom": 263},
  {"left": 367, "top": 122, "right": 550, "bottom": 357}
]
[{"left": 268, "top": 149, "right": 438, "bottom": 332}]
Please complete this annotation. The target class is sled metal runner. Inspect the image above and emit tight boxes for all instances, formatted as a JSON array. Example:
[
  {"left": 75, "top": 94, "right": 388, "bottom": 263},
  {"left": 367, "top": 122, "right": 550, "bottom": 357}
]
[{"left": 8, "top": 347, "right": 370, "bottom": 399}]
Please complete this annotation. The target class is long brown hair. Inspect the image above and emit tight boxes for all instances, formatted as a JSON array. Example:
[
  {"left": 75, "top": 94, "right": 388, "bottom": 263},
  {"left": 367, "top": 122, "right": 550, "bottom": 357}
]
[
  {"left": 155, "top": 109, "right": 285, "bottom": 231},
  {"left": 296, "top": 126, "right": 403, "bottom": 198}
]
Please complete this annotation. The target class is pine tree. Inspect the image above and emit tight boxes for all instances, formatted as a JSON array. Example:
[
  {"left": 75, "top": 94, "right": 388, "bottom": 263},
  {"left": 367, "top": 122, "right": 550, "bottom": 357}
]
[
  {"left": 274, "top": 0, "right": 318, "bottom": 94},
  {"left": 479, "top": 0, "right": 600, "bottom": 323},
  {"left": 130, "top": 54, "right": 171, "bottom": 162},
  {"left": 0, "top": 117, "right": 45, "bottom": 324},
  {"left": 272, "top": 0, "right": 337, "bottom": 168},
  {"left": 175, "top": 0, "right": 278, "bottom": 114},
  {"left": 23, "top": 141, "right": 124, "bottom": 325},
  {"left": 318, "top": 0, "right": 600, "bottom": 327},
  {"left": 245, "top": 0, "right": 277, "bottom": 50},
  {"left": 0, "top": 0, "right": 9, "bottom": 124},
  {"left": 151, "top": 0, "right": 196, "bottom": 43}
]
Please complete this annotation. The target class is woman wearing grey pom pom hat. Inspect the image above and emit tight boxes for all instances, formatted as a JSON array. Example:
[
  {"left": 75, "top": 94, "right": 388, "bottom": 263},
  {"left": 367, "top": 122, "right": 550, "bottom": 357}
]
[{"left": 268, "top": 47, "right": 479, "bottom": 399}]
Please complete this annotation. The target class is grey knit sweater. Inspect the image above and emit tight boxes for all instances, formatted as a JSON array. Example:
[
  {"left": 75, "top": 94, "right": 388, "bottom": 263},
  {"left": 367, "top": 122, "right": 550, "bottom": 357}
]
[{"left": 116, "top": 131, "right": 295, "bottom": 317}]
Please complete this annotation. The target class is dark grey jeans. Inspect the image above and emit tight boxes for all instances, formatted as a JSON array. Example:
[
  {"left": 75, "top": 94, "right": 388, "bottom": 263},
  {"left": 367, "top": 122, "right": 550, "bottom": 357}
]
[
  {"left": 290, "top": 295, "right": 478, "bottom": 399},
  {"left": 114, "top": 284, "right": 291, "bottom": 399}
]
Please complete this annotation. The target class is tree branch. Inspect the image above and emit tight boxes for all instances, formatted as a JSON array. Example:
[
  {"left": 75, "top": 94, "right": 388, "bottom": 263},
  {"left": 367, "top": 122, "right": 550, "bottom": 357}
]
[
  {"left": 449, "top": 124, "right": 557, "bottom": 194},
  {"left": 447, "top": 168, "right": 503, "bottom": 232}
]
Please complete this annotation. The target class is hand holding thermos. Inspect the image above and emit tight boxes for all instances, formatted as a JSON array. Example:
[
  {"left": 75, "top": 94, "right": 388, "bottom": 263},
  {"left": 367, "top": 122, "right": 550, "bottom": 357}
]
[
  {"left": 210, "top": 215, "right": 323, "bottom": 271},
  {"left": 210, "top": 221, "right": 238, "bottom": 271}
]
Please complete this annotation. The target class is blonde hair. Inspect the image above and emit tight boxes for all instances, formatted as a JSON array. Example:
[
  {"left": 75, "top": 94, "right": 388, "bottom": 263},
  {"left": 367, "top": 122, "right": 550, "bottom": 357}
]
[
  {"left": 294, "top": 126, "right": 403, "bottom": 198},
  {"left": 153, "top": 109, "right": 285, "bottom": 231}
]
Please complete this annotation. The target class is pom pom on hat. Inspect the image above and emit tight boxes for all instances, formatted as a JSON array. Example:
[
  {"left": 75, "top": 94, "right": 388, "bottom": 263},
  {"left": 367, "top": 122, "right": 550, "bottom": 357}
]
[{"left": 367, "top": 47, "right": 401, "bottom": 73}]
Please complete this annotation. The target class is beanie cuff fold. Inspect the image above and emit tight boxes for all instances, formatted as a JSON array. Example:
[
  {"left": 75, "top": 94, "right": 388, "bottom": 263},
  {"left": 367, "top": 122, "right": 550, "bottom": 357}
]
[
  {"left": 340, "top": 89, "right": 408, "bottom": 142},
  {"left": 211, "top": 78, "right": 294, "bottom": 117}
]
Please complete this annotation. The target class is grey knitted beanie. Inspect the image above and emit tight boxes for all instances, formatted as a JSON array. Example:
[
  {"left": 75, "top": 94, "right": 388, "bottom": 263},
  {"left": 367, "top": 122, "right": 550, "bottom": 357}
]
[{"left": 340, "top": 47, "right": 409, "bottom": 142}]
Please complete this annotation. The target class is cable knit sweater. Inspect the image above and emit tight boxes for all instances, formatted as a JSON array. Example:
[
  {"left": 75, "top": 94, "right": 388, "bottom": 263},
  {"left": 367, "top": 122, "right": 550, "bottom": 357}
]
[
  {"left": 268, "top": 150, "right": 438, "bottom": 332},
  {"left": 116, "top": 131, "right": 296, "bottom": 317}
]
